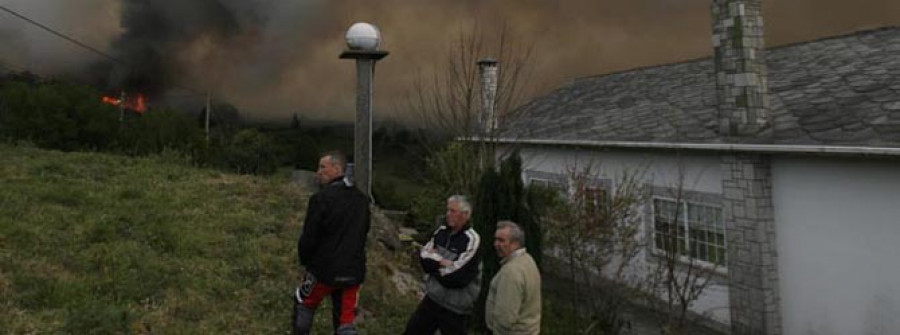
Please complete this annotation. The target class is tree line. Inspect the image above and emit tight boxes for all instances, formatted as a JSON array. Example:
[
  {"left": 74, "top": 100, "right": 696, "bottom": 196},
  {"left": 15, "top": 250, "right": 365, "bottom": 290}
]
[{"left": 0, "top": 72, "right": 300, "bottom": 175}]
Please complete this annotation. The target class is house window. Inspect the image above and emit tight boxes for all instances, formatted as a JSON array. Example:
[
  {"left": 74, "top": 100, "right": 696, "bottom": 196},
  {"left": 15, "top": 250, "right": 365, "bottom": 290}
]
[
  {"left": 652, "top": 198, "right": 726, "bottom": 266},
  {"left": 529, "top": 178, "right": 568, "bottom": 198},
  {"left": 581, "top": 186, "right": 609, "bottom": 218}
]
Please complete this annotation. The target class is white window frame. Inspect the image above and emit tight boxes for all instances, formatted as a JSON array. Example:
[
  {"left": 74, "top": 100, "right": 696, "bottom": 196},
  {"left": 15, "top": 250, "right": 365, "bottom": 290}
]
[
  {"left": 580, "top": 184, "right": 610, "bottom": 218},
  {"left": 528, "top": 177, "right": 568, "bottom": 197},
  {"left": 651, "top": 196, "right": 727, "bottom": 270}
]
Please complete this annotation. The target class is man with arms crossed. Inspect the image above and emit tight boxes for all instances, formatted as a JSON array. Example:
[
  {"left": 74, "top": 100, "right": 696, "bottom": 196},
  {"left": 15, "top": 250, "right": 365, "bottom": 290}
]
[{"left": 404, "top": 195, "right": 482, "bottom": 335}]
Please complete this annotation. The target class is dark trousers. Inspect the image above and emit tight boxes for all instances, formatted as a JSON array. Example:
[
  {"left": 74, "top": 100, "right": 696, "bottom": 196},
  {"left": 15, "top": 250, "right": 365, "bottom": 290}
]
[{"left": 403, "top": 296, "right": 468, "bottom": 335}]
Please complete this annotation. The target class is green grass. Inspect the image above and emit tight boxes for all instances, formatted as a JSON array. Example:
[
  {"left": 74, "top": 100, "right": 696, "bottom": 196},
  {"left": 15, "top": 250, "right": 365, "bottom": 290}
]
[{"left": 0, "top": 143, "right": 417, "bottom": 334}]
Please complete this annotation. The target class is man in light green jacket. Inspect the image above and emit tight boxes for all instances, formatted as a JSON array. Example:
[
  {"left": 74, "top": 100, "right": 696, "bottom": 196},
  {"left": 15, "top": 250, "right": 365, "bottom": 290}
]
[{"left": 486, "top": 221, "right": 541, "bottom": 334}]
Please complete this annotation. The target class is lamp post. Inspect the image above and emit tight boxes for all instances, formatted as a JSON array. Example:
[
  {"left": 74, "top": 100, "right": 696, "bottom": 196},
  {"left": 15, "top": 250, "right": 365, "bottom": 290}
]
[{"left": 340, "top": 22, "right": 388, "bottom": 199}]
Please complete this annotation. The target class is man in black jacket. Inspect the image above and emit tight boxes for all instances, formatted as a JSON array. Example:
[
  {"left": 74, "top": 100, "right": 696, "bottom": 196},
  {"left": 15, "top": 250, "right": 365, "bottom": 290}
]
[
  {"left": 403, "top": 195, "right": 482, "bottom": 335},
  {"left": 294, "top": 151, "right": 370, "bottom": 335}
]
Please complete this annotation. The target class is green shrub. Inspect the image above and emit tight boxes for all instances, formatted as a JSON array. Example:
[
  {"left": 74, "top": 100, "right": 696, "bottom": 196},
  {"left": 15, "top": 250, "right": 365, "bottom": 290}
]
[
  {"left": 117, "top": 107, "right": 204, "bottom": 156},
  {"left": 409, "top": 142, "right": 483, "bottom": 233},
  {"left": 0, "top": 79, "right": 119, "bottom": 151},
  {"left": 224, "top": 129, "right": 279, "bottom": 175}
]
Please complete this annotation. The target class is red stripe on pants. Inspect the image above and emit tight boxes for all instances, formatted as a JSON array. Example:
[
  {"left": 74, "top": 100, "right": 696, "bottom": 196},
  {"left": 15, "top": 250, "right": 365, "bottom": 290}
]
[
  {"left": 301, "top": 282, "right": 360, "bottom": 326},
  {"left": 338, "top": 285, "right": 360, "bottom": 325}
]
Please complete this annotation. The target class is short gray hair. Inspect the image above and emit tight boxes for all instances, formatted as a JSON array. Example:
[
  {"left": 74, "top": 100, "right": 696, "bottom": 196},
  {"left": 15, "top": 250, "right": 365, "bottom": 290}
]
[
  {"left": 322, "top": 150, "right": 347, "bottom": 171},
  {"left": 447, "top": 195, "right": 472, "bottom": 214},
  {"left": 497, "top": 220, "right": 525, "bottom": 246}
]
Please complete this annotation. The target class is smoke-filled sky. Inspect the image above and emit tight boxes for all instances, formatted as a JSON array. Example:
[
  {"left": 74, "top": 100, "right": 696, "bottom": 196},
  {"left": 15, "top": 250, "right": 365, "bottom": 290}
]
[{"left": 1, "top": 0, "right": 899, "bottom": 123}]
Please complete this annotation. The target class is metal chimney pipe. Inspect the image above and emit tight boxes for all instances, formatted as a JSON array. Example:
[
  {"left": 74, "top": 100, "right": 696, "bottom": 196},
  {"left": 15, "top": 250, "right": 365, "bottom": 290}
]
[{"left": 478, "top": 58, "right": 499, "bottom": 136}]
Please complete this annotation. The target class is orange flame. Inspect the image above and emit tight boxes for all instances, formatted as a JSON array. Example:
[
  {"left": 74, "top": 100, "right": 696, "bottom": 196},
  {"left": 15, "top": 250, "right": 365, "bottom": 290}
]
[
  {"left": 101, "top": 94, "right": 147, "bottom": 114},
  {"left": 102, "top": 96, "right": 121, "bottom": 106},
  {"left": 130, "top": 94, "right": 147, "bottom": 114}
]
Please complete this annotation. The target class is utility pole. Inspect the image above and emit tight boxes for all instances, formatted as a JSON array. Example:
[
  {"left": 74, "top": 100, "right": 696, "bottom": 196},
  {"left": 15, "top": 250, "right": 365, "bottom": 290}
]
[
  {"left": 119, "top": 90, "right": 126, "bottom": 129},
  {"left": 340, "top": 22, "right": 388, "bottom": 199},
  {"left": 205, "top": 92, "right": 211, "bottom": 143}
]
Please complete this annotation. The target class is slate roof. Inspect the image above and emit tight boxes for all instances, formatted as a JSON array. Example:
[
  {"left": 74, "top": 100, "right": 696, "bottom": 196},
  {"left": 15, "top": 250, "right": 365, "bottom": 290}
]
[{"left": 501, "top": 27, "right": 900, "bottom": 148}]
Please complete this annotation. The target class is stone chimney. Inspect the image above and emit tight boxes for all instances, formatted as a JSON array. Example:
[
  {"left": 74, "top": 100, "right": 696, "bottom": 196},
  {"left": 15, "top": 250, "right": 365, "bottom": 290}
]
[
  {"left": 712, "top": 0, "right": 770, "bottom": 137},
  {"left": 714, "top": 4, "right": 782, "bottom": 335},
  {"left": 478, "top": 58, "right": 499, "bottom": 135}
]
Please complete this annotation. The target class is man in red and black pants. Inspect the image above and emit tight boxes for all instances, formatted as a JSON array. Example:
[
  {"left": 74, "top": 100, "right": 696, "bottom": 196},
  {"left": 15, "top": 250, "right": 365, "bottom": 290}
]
[{"left": 294, "top": 151, "right": 370, "bottom": 335}]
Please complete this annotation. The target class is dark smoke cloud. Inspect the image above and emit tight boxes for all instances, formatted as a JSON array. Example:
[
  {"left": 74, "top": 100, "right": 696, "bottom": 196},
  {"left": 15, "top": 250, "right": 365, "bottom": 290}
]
[
  {"left": 2, "top": 0, "right": 898, "bottom": 123},
  {"left": 108, "top": 0, "right": 251, "bottom": 96},
  {"left": 105, "top": 0, "right": 334, "bottom": 114}
]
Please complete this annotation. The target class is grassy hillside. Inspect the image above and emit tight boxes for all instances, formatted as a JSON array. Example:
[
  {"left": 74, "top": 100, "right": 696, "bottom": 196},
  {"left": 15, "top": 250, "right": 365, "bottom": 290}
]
[{"left": 0, "top": 144, "right": 417, "bottom": 334}]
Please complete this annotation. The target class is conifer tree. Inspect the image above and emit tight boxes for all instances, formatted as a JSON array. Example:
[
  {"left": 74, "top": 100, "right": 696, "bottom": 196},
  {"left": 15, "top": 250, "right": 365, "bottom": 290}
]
[
  {"left": 471, "top": 150, "right": 542, "bottom": 330},
  {"left": 498, "top": 151, "right": 542, "bottom": 268},
  {"left": 471, "top": 167, "right": 500, "bottom": 330}
]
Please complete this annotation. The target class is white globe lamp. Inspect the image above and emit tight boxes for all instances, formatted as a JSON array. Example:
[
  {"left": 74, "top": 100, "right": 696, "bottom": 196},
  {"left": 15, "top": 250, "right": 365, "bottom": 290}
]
[{"left": 345, "top": 22, "right": 381, "bottom": 51}]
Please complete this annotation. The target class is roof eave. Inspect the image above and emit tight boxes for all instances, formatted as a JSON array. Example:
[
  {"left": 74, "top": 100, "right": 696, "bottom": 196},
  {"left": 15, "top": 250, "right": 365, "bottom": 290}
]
[{"left": 463, "top": 137, "right": 900, "bottom": 157}]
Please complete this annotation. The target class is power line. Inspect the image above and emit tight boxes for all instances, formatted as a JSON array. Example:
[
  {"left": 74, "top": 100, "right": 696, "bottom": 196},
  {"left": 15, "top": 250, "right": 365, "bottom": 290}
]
[
  {"left": 0, "top": 4, "right": 205, "bottom": 97},
  {"left": 0, "top": 4, "right": 268, "bottom": 116},
  {"left": 0, "top": 4, "right": 125, "bottom": 65}
]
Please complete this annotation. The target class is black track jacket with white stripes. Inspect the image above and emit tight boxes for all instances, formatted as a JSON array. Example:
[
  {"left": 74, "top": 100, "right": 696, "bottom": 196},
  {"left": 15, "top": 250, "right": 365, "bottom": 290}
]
[{"left": 420, "top": 223, "right": 481, "bottom": 289}]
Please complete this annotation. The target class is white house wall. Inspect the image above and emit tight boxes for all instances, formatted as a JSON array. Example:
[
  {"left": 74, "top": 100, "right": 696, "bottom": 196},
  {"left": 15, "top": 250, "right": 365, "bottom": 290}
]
[
  {"left": 508, "top": 146, "right": 731, "bottom": 325},
  {"left": 771, "top": 157, "right": 900, "bottom": 335},
  {"left": 511, "top": 146, "right": 723, "bottom": 194}
]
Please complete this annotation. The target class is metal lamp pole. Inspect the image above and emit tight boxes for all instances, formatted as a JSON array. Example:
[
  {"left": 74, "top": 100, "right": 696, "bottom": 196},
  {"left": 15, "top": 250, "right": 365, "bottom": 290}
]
[{"left": 340, "top": 23, "right": 388, "bottom": 199}]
